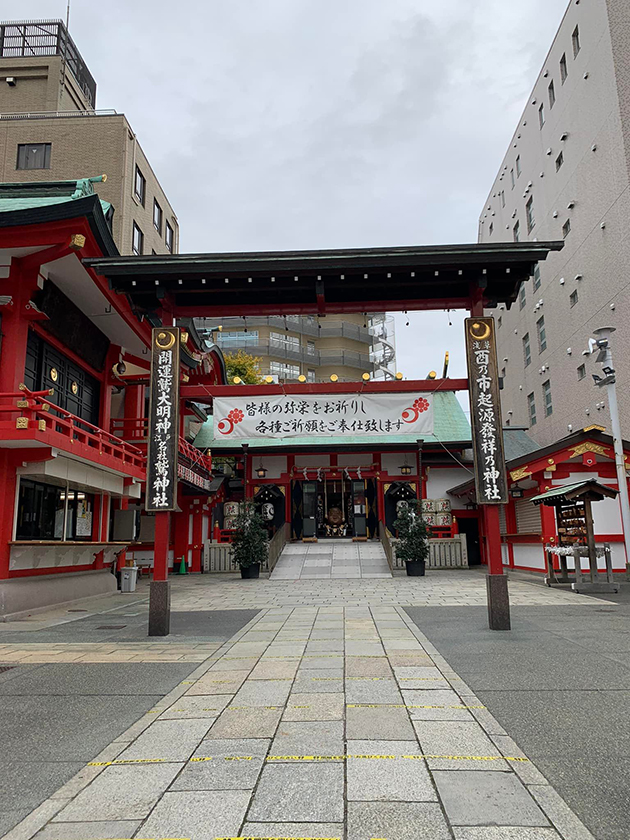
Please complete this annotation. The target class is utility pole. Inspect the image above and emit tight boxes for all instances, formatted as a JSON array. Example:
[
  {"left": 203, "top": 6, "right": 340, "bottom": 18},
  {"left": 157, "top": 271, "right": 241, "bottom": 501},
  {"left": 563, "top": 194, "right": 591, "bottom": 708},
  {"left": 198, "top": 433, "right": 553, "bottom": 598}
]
[{"left": 590, "top": 327, "right": 630, "bottom": 575}]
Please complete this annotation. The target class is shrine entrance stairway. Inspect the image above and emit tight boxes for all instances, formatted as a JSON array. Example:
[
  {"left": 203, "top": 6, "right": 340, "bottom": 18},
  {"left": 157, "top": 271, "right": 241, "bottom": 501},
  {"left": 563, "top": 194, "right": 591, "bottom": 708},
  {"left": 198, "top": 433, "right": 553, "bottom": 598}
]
[{"left": 270, "top": 540, "right": 391, "bottom": 580}]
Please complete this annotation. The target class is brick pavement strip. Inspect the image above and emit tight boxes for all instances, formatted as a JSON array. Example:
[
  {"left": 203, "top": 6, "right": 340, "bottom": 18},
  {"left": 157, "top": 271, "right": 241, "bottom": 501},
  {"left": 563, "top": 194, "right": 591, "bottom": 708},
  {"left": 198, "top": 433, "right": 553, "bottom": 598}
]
[{"left": 0, "top": 578, "right": 599, "bottom": 840}]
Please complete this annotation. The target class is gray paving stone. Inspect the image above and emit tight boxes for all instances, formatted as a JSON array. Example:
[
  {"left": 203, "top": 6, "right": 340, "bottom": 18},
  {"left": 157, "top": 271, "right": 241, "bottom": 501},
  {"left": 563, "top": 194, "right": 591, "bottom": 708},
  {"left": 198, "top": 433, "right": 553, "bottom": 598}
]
[
  {"left": 271, "top": 721, "right": 344, "bottom": 756},
  {"left": 172, "top": 738, "right": 268, "bottom": 790},
  {"left": 206, "top": 706, "right": 282, "bottom": 739},
  {"left": 346, "top": 656, "right": 393, "bottom": 677},
  {"left": 209, "top": 656, "right": 259, "bottom": 671},
  {"left": 452, "top": 829, "right": 562, "bottom": 840},
  {"left": 242, "top": 822, "right": 343, "bottom": 839},
  {"left": 248, "top": 660, "right": 299, "bottom": 680},
  {"left": 248, "top": 762, "right": 344, "bottom": 822},
  {"left": 345, "top": 677, "right": 403, "bottom": 704},
  {"left": 188, "top": 669, "right": 250, "bottom": 695},
  {"left": 347, "top": 739, "right": 436, "bottom": 802},
  {"left": 305, "top": 640, "right": 344, "bottom": 652},
  {"left": 300, "top": 656, "right": 344, "bottom": 669},
  {"left": 117, "top": 719, "right": 212, "bottom": 762},
  {"left": 527, "top": 784, "right": 595, "bottom": 840},
  {"left": 231, "top": 678, "right": 292, "bottom": 707},
  {"left": 345, "top": 641, "right": 386, "bottom": 656},
  {"left": 347, "top": 801, "right": 451, "bottom": 840},
  {"left": 394, "top": 665, "right": 445, "bottom": 680},
  {"left": 293, "top": 669, "right": 344, "bottom": 693},
  {"left": 52, "top": 763, "right": 182, "bottom": 821},
  {"left": 402, "top": 688, "right": 475, "bottom": 721},
  {"left": 282, "top": 693, "right": 345, "bottom": 721},
  {"left": 413, "top": 719, "right": 508, "bottom": 770},
  {"left": 346, "top": 705, "right": 416, "bottom": 740},
  {"left": 138, "top": 790, "right": 251, "bottom": 839},
  {"left": 158, "top": 694, "right": 232, "bottom": 720},
  {"left": 388, "top": 651, "right": 434, "bottom": 667},
  {"left": 433, "top": 771, "right": 550, "bottom": 827},
  {"left": 32, "top": 821, "right": 142, "bottom": 840}
]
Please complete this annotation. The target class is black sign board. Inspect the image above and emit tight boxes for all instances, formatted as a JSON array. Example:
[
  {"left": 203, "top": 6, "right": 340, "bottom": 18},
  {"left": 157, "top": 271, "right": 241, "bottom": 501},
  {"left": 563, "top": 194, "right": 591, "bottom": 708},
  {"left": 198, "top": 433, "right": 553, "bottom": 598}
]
[
  {"left": 465, "top": 317, "right": 508, "bottom": 505},
  {"left": 146, "top": 327, "right": 180, "bottom": 512}
]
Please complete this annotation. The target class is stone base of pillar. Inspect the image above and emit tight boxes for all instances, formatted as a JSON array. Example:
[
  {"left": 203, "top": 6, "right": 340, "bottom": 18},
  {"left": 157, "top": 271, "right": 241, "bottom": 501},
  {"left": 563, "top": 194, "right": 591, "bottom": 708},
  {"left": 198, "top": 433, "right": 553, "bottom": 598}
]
[
  {"left": 148, "top": 580, "right": 171, "bottom": 636},
  {"left": 486, "top": 574, "right": 511, "bottom": 631}
]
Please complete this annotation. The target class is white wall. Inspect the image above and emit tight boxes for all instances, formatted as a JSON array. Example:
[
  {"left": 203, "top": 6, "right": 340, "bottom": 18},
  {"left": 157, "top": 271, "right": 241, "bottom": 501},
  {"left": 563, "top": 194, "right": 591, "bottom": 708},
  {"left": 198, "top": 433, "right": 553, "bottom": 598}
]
[
  {"left": 427, "top": 467, "right": 471, "bottom": 509},
  {"left": 338, "top": 453, "right": 373, "bottom": 466},
  {"left": 513, "top": 544, "right": 546, "bottom": 571},
  {"left": 254, "top": 456, "right": 287, "bottom": 479},
  {"left": 295, "top": 454, "right": 329, "bottom": 467}
]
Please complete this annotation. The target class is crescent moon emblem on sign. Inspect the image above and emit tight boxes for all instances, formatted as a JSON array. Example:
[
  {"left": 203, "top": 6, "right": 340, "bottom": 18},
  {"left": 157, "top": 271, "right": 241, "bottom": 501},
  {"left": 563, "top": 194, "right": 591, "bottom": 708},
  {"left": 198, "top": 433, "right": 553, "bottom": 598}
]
[
  {"left": 155, "top": 331, "right": 176, "bottom": 350},
  {"left": 470, "top": 321, "right": 491, "bottom": 340}
]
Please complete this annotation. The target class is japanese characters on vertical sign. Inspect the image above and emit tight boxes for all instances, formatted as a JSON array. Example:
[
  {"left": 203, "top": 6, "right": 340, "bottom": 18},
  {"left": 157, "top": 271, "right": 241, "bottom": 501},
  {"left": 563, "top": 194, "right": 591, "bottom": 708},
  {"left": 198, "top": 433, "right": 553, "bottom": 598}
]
[
  {"left": 465, "top": 317, "right": 508, "bottom": 504},
  {"left": 146, "top": 327, "right": 180, "bottom": 512}
]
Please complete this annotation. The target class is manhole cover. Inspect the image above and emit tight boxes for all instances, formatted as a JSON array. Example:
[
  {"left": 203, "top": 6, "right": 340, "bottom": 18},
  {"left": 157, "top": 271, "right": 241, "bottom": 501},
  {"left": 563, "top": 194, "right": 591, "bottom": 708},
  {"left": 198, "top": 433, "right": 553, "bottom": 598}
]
[
  {"left": 0, "top": 666, "right": 15, "bottom": 673},
  {"left": 96, "top": 625, "right": 127, "bottom": 630}
]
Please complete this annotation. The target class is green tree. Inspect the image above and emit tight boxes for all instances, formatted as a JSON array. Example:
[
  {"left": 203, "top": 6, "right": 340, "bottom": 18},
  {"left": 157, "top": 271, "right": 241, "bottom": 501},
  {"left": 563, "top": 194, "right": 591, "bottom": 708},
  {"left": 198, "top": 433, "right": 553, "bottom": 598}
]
[
  {"left": 224, "top": 349, "right": 264, "bottom": 384},
  {"left": 231, "top": 502, "right": 269, "bottom": 568},
  {"left": 393, "top": 501, "right": 430, "bottom": 564}
]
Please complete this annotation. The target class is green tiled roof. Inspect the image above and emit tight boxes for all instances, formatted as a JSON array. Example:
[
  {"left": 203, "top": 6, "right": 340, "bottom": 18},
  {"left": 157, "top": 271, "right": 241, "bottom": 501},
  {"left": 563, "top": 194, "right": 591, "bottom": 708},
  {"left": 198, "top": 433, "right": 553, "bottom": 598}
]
[
  {"left": 0, "top": 177, "right": 111, "bottom": 217},
  {"left": 194, "top": 390, "right": 471, "bottom": 451}
]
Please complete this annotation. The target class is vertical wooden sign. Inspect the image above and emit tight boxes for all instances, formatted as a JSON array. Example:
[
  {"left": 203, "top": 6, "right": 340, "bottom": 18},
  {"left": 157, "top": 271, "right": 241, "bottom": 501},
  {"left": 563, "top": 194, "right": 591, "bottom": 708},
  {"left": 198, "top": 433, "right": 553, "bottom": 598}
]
[
  {"left": 465, "top": 317, "right": 508, "bottom": 505},
  {"left": 146, "top": 327, "right": 180, "bottom": 512}
]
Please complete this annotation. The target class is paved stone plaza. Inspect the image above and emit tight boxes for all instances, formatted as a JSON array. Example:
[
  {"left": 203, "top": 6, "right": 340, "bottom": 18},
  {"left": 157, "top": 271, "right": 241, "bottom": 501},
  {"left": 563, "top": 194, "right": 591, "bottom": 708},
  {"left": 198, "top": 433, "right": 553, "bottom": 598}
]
[{"left": 0, "top": 572, "right": 603, "bottom": 840}]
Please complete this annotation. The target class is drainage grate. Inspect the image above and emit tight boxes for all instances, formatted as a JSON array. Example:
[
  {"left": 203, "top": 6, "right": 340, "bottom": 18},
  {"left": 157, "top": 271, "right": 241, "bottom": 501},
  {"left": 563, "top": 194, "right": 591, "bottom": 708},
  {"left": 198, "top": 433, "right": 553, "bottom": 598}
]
[
  {"left": 0, "top": 666, "right": 15, "bottom": 673},
  {"left": 96, "top": 625, "right": 127, "bottom": 630}
]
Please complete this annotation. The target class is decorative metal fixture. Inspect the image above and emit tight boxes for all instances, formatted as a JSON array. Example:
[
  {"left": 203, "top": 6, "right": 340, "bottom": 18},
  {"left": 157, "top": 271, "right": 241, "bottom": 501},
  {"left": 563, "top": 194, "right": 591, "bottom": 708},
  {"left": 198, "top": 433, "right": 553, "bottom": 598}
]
[
  {"left": 256, "top": 461, "right": 268, "bottom": 479},
  {"left": 511, "top": 487, "right": 524, "bottom": 499},
  {"left": 50, "top": 367, "right": 58, "bottom": 382},
  {"left": 400, "top": 455, "right": 412, "bottom": 476}
]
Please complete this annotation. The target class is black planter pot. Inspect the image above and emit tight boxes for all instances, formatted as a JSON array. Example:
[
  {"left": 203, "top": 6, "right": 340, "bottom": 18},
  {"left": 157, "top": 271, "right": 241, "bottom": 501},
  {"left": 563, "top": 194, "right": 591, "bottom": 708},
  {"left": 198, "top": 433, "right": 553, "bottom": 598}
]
[
  {"left": 405, "top": 560, "right": 426, "bottom": 577},
  {"left": 240, "top": 563, "right": 260, "bottom": 579}
]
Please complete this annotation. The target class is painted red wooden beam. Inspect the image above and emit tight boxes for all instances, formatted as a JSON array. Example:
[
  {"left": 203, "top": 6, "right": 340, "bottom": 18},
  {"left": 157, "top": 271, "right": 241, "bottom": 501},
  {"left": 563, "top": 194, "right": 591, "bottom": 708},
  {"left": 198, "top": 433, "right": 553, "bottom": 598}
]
[{"left": 180, "top": 377, "right": 469, "bottom": 401}]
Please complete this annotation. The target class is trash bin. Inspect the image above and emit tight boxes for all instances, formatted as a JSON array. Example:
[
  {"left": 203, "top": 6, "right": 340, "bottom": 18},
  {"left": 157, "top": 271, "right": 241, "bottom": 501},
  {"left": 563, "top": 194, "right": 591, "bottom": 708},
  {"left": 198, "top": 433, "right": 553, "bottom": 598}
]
[{"left": 120, "top": 566, "right": 138, "bottom": 593}]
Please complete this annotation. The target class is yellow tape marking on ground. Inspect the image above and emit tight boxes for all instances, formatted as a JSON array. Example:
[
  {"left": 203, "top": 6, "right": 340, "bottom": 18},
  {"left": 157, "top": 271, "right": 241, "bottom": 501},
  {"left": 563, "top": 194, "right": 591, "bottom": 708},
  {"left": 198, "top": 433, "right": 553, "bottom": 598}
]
[
  {"left": 213, "top": 836, "right": 342, "bottom": 840},
  {"left": 91, "top": 753, "right": 526, "bottom": 766},
  {"left": 346, "top": 703, "right": 485, "bottom": 710},
  {"left": 180, "top": 680, "right": 196, "bottom": 684},
  {"left": 228, "top": 705, "right": 283, "bottom": 711}
]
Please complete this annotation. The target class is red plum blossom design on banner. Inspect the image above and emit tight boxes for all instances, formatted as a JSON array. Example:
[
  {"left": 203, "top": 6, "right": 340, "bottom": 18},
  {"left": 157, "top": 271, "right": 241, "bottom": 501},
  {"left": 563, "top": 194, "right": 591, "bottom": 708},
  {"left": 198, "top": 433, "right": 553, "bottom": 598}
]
[
  {"left": 402, "top": 397, "right": 430, "bottom": 424},
  {"left": 217, "top": 408, "right": 244, "bottom": 435}
]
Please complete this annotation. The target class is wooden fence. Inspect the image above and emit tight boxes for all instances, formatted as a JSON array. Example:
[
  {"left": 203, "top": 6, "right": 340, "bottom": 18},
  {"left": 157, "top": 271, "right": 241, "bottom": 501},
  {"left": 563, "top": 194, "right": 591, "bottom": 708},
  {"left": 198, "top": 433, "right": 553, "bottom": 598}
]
[
  {"left": 379, "top": 522, "right": 468, "bottom": 570},
  {"left": 203, "top": 523, "right": 289, "bottom": 573}
]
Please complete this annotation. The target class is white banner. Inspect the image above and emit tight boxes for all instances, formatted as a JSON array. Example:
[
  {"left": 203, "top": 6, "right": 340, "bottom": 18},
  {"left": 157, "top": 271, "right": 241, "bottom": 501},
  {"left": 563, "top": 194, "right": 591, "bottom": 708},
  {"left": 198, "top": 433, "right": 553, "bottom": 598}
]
[{"left": 213, "top": 393, "right": 433, "bottom": 440}]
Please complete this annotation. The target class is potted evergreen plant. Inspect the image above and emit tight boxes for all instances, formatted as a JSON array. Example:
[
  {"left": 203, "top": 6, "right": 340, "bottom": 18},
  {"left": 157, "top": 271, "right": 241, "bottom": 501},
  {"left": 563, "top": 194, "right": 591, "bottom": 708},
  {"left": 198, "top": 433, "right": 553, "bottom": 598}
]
[
  {"left": 393, "top": 500, "right": 430, "bottom": 576},
  {"left": 232, "top": 502, "right": 269, "bottom": 579}
]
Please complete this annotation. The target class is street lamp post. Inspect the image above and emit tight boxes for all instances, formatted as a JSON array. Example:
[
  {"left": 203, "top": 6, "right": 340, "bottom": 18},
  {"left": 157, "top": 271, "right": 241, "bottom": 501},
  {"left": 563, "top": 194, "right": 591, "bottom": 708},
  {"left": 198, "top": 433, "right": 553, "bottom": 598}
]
[{"left": 590, "top": 327, "right": 630, "bottom": 575}]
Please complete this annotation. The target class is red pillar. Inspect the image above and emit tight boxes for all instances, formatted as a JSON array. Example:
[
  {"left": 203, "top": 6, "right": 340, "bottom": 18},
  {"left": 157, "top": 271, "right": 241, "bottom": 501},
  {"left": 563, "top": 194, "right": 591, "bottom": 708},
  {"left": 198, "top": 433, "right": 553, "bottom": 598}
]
[
  {"left": 100, "top": 344, "right": 121, "bottom": 434},
  {"left": 0, "top": 452, "right": 17, "bottom": 580},
  {"left": 191, "top": 504, "right": 203, "bottom": 573},
  {"left": 153, "top": 512, "right": 171, "bottom": 581}
]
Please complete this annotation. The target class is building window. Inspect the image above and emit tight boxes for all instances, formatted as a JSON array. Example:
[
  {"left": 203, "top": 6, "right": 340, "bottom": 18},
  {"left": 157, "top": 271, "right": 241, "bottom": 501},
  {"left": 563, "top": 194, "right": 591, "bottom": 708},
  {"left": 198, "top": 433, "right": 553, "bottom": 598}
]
[
  {"left": 270, "top": 331, "right": 300, "bottom": 350},
  {"left": 570, "top": 289, "right": 578, "bottom": 307},
  {"left": 526, "top": 197, "right": 535, "bottom": 233},
  {"left": 513, "top": 220, "right": 521, "bottom": 242},
  {"left": 134, "top": 165, "right": 146, "bottom": 205},
  {"left": 216, "top": 330, "right": 259, "bottom": 347},
  {"left": 519, "top": 282, "right": 526, "bottom": 309},
  {"left": 270, "top": 361, "right": 300, "bottom": 379},
  {"left": 542, "top": 379, "right": 553, "bottom": 416},
  {"left": 537, "top": 315, "right": 547, "bottom": 353},
  {"left": 165, "top": 221, "right": 174, "bottom": 253},
  {"left": 153, "top": 200, "right": 163, "bottom": 234},
  {"left": 539, "top": 103, "right": 545, "bottom": 129},
  {"left": 533, "top": 263, "right": 541, "bottom": 291},
  {"left": 548, "top": 80, "right": 556, "bottom": 108},
  {"left": 307, "top": 369, "right": 316, "bottom": 383},
  {"left": 516, "top": 155, "right": 522, "bottom": 177},
  {"left": 307, "top": 340, "right": 316, "bottom": 355},
  {"left": 510, "top": 169, "right": 515, "bottom": 189},
  {"left": 560, "top": 53, "right": 568, "bottom": 83},
  {"left": 16, "top": 142, "right": 51, "bottom": 170},
  {"left": 577, "top": 364, "right": 586, "bottom": 380},
  {"left": 562, "top": 218, "right": 571, "bottom": 238},
  {"left": 555, "top": 151, "right": 564, "bottom": 171},
  {"left": 572, "top": 26, "right": 581, "bottom": 58},
  {"left": 523, "top": 333, "right": 531, "bottom": 367},
  {"left": 132, "top": 222, "right": 144, "bottom": 256},
  {"left": 527, "top": 392, "right": 537, "bottom": 427}
]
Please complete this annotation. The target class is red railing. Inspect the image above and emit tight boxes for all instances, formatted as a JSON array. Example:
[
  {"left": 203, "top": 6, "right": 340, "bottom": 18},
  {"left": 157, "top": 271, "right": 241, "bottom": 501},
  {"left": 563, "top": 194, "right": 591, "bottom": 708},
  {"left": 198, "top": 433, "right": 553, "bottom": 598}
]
[
  {"left": 110, "top": 417, "right": 149, "bottom": 440},
  {"left": 0, "top": 386, "right": 146, "bottom": 475},
  {"left": 178, "top": 436, "right": 212, "bottom": 472}
]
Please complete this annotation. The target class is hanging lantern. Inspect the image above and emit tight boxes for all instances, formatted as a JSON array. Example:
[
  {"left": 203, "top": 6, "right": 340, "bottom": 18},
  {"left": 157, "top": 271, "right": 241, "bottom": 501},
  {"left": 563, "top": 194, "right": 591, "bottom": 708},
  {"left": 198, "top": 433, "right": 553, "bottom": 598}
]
[
  {"left": 400, "top": 455, "right": 412, "bottom": 476},
  {"left": 256, "top": 461, "right": 268, "bottom": 479}
]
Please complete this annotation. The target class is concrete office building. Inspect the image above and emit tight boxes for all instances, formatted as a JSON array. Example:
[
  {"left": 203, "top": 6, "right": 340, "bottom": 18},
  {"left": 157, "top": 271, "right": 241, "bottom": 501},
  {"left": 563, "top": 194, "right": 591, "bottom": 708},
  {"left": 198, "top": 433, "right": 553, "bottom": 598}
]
[
  {"left": 0, "top": 19, "right": 178, "bottom": 256},
  {"left": 478, "top": 0, "right": 630, "bottom": 445},
  {"left": 202, "top": 312, "right": 396, "bottom": 383}
]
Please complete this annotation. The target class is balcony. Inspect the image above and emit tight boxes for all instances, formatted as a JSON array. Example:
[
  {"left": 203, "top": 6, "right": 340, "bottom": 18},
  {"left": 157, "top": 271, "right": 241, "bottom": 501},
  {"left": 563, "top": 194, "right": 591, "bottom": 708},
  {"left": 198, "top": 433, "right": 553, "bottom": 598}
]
[
  {"left": 199, "top": 316, "right": 374, "bottom": 345},
  {"left": 0, "top": 387, "right": 145, "bottom": 479},
  {"left": 211, "top": 341, "right": 373, "bottom": 370}
]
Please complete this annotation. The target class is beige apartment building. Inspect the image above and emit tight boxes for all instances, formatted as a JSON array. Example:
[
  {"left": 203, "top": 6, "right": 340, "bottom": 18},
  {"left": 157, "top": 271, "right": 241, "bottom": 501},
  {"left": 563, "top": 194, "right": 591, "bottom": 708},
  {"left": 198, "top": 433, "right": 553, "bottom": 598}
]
[
  {"left": 0, "top": 20, "right": 178, "bottom": 256},
  {"left": 478, "top": 0, "right": 630, "bottom": 445},
  {"left": 201, "top": 312, "right": 396, "bottom": 383}
]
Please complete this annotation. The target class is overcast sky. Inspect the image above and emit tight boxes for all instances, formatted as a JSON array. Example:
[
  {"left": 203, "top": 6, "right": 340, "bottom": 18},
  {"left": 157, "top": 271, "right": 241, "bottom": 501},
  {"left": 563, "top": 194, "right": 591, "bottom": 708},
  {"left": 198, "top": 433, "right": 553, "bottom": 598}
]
[{"left": 22, "top": 0, "right": 568, "bottom": 380}]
